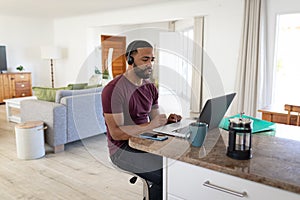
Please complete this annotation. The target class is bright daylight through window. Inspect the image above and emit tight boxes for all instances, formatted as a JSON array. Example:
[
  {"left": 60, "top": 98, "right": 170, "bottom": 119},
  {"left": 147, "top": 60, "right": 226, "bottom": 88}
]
[{"left": 274, "top": 13, "right": 300, "bottom": 106}]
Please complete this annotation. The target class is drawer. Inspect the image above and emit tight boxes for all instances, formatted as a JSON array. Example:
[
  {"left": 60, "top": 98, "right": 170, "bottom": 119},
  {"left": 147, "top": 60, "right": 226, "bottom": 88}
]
[
  {"left": 168, "top": 159, "right": 244, "bottom": 200},
  {"left": 166, "top": 158, "right": 300, "bottom": 200},
  {"left": 14, "top": 73, "right": 31, "bottom": 82},
  {"left": 15, "top": 90, "right": 32, "bottom": 98},
  {"left": 15, "top": 82, "right": 31, "bottom": 89}
]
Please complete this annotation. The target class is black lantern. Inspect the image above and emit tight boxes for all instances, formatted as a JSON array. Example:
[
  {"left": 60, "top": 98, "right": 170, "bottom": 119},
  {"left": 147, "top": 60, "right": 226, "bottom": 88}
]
[{"left": 227, "top": 114, "right": 252, "bottom": 160}]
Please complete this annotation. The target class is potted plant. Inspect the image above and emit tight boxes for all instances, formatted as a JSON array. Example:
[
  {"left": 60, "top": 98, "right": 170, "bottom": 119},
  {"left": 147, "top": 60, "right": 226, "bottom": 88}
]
[
  {"left": 102, "top": 69, "right": 110, "bottom": 79},
  {"left": 16, "top": 65, "right": 25, "bottom": 72}
]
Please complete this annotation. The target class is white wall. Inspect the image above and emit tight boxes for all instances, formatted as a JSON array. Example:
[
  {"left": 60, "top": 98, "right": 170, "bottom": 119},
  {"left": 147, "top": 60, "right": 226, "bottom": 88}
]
[
  {"left": 53, "top": 0, "right": 244, "bottom": 91},
  {"left": 0, "top": 16, "right": 53, "bottom": 86},
  {"left": 203, "top": 1, "right": 243, "bottom": 97}
]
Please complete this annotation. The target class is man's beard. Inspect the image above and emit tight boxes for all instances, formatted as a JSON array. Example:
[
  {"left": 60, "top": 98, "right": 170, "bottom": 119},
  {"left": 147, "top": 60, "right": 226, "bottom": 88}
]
[{"left": 133, "top": 63, "right": 152, "bottom": 79}]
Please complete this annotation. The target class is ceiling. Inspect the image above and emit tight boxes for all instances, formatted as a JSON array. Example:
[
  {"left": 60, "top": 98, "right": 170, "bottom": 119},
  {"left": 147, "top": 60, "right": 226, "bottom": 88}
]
[{"left": 0, "top": 0, "right": 189, "bottom": 19}]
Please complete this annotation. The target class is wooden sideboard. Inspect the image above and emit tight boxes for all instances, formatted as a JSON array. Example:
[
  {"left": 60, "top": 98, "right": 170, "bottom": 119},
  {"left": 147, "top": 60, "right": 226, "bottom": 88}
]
[
  {"left": 0, "top": 72, "right": 32, "bottom": 103},
  {"left": 258, "top": 105, "right": 298, "bottom": 125}
]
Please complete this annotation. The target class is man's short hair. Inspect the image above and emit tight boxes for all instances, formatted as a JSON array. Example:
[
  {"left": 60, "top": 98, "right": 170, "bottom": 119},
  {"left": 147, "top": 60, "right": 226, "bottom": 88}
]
[{"left": 125, "top": 40, "right": 153, "bottom": 57}]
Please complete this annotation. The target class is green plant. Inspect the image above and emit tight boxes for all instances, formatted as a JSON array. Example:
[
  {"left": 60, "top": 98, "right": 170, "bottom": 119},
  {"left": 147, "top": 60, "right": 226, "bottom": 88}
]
[
  {"left": 102, "top": 69, "right": 110, "bottom": 79},
  {"left": 94, "top": 67, "right": 101, "bottom": 75},
  {"left": 16, "top": 65, "right": 24, "bottom": 71}
]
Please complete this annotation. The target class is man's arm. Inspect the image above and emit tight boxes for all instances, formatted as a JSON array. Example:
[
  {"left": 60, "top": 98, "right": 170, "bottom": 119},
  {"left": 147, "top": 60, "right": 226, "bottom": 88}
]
[
  {"left": 104, "top": 110, "right": 167, "bottom": 141},
  {"left": 149, "top": 107, "right": 160, "bottom": 120}
]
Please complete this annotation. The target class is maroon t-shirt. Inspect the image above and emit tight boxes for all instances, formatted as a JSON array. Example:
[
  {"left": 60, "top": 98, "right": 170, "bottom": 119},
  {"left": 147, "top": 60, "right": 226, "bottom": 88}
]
[{"left": 101, "top": 75, "right": 159, "bottom": 155}]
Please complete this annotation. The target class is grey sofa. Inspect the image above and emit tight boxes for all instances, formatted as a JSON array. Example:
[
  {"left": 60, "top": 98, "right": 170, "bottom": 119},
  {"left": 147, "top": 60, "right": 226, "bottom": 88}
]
[{"left": 20, "top": 87, "right": 107, "bottom": 153}]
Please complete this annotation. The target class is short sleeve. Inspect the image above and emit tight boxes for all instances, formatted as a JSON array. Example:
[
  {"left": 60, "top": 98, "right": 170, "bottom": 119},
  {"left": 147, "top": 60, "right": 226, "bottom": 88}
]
[
  {"left": 102, "top": 84, "right": 124, "bottom": 114},
  {"left": 151, "top": 84, "right": 159, "bottom": 109}
]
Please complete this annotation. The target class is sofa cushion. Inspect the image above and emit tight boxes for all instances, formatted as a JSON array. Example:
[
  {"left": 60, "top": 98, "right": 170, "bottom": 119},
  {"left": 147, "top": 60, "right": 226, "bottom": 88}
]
[
  {"left": 32, "top": 86, "right": 72, "bottom": 102},
  {"left": 55, "top": 87, "right": 103, "bottom": 103},
  {"left": 60, "top": 93, "right": 106, "bottom": 143},
  {"left": 84, "top": 84, "right": 101, "bottom": 89}
]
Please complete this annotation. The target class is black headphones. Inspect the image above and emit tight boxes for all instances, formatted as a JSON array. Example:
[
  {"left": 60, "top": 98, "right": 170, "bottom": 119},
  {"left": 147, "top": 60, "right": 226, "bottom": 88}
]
[
  {"left": 126, "top": 40, "right": 153, "bottom": 65},
  {"left": 127, "top": 53, "right": 134, "bottom": 65}
]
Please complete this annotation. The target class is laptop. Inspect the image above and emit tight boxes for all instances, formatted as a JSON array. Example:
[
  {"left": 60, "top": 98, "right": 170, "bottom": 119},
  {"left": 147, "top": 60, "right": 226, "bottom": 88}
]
[{"left": 153, "top": 93, "right": 236, "bottom": 137}]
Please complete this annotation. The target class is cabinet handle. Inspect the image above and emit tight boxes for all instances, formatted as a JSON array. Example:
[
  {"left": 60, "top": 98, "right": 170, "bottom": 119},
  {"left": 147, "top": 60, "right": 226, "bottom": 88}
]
[
  {"left": 21, "top": 93, "right": 25, "bottom": 96},
  {"left": 37, "top": 126, "right": 48, "bottom": 131},
  {"left": 20, "top": 75, "right": 24, "bottom": 79},
  {"left": 21, "top": 84, "right": 25, "bottom": 87},
  {"left": 203, "top": 181, "right": 247, "bottom": 198}
]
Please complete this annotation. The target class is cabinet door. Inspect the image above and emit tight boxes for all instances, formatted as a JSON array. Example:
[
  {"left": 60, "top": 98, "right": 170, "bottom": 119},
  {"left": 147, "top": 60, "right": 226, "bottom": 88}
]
[
  {"left": 7, "top": 74, "right": 16, "bottom": 97},
  {"left": 0, "top": 75, "right": 4, "bottom": 102},
  {"left": 168, "top": 194, "right": 184, "bottom": 200},
  {"left": 166, "top": 158, "right": 300, "bottom": 200},
  {"left": 2, "top": 74, "right": 11, "bottom": 99}
]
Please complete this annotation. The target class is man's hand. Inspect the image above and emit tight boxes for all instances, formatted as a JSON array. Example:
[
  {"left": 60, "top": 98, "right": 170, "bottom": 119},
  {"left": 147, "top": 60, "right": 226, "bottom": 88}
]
[
  {"left": 167, "top": 113, "right": 182, "bottom": 124},
  {"left": 149, "top": 114, "right": 168, "bottom": 128}
]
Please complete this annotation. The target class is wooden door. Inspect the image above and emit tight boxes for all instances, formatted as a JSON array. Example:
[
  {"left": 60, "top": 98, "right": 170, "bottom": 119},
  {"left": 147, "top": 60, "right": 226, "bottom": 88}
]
[{"left": 101, "top": 35, "right": 126, "bottom": 78}]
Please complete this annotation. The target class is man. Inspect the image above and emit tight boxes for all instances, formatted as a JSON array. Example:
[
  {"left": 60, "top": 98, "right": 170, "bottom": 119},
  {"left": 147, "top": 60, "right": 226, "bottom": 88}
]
[{"left": 101, "top": 40, "right": 181, "bottom": 200}]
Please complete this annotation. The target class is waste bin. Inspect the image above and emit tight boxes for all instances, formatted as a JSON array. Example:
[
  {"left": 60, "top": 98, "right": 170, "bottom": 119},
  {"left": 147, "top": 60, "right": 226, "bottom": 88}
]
[{"left": 15, "top": 121, "right": 46, "bottom": 159}]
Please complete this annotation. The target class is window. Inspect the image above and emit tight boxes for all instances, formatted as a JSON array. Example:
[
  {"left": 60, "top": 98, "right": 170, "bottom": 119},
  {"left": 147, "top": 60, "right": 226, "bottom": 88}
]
[{"left": 273, "top": 13, "right": 300, "bottom": 106}]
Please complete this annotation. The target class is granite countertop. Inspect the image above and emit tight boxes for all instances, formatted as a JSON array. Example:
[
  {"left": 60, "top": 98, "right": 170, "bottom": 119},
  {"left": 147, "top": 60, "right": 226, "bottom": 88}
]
[{"left": 129, "top": 124, "right": 300, "bottom": 194}]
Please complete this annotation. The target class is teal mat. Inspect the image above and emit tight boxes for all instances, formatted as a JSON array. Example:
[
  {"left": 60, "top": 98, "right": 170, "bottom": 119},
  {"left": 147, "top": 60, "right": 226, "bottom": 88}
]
[{"left": 219, "top": 114, "right": 276, "bottom": 133}]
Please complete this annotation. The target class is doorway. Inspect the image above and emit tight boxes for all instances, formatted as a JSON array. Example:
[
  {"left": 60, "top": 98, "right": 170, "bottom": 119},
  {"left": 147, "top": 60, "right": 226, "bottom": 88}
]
[{"left": 101, "top": 35, "right": 126, "bottom": 78}]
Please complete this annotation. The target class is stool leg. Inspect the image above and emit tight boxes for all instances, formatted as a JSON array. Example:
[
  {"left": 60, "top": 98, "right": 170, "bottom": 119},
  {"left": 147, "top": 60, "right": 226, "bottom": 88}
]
[
  {"left": 141, "top": 179, "right": 149, "bottom": 200},
  {"left": 129, "top": 176, "right": 149, "bottom": 200}
]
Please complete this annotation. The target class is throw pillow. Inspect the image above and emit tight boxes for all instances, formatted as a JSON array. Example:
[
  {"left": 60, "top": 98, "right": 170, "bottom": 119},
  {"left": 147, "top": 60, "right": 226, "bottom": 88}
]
[
  {"left": 32, "top": 86, "right": 72, "bottom": 102},
  {"left": 67, "top": 83, "right": 88, "bottom": 90}
]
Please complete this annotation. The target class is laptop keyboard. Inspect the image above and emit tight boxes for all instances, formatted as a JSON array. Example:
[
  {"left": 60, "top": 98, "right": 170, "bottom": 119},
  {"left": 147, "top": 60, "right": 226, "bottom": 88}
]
[
  {"left": 153, "top": 119, "right": 195, "bottom": 138},
  {"left": 172, "top": 126, "right": 189, "bottom": 134}
]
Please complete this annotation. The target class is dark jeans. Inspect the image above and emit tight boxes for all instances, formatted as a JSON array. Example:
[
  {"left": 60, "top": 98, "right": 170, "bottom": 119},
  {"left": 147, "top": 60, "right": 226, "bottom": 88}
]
[{"left": 110, "top": 143, "right": 162, "bottom": 200}]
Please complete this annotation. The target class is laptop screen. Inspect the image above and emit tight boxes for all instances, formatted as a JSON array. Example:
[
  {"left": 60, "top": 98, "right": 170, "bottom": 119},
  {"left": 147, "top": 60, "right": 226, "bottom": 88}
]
[{"left": 197, "top": 93, "right": 236, "bottom": 130}]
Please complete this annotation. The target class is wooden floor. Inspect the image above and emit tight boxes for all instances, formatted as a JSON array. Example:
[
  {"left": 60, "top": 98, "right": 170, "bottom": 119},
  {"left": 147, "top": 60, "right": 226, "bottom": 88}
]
[{"left": 0, "top": 105, "right": 143, "bottom": 200}]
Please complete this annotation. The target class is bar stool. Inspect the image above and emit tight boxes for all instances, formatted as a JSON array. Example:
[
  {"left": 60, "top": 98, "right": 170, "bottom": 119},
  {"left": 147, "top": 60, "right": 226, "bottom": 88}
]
[{"left": 107, "top": 156, "right": 149, "bottom": 200}]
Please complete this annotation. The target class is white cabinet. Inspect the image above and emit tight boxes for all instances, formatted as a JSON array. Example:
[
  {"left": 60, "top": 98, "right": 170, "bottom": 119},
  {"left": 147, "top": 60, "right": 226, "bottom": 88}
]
[
  {"left": 164, "top": 158, "right": 300, "bottom": 200},
  {"left": 167, "top": 194, "right": 184, "bottom": 200}
]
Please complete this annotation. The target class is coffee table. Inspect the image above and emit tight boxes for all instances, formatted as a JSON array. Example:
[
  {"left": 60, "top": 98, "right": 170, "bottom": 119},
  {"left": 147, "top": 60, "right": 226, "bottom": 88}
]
[{"left": 4, "top": 96, "right": 37, "bottom": 123}]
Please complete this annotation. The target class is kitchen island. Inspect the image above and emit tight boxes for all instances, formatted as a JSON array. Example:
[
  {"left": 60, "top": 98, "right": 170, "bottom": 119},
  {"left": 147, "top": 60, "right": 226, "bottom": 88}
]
[{"left": 129, "top": 124, "right": 300, "bottom": 200}]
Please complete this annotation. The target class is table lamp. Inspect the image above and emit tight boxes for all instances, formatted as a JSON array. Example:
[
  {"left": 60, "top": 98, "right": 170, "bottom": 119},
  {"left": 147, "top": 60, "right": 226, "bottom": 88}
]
[{"left": 41, "top": 46, "right": 62, "bottom": 88}]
